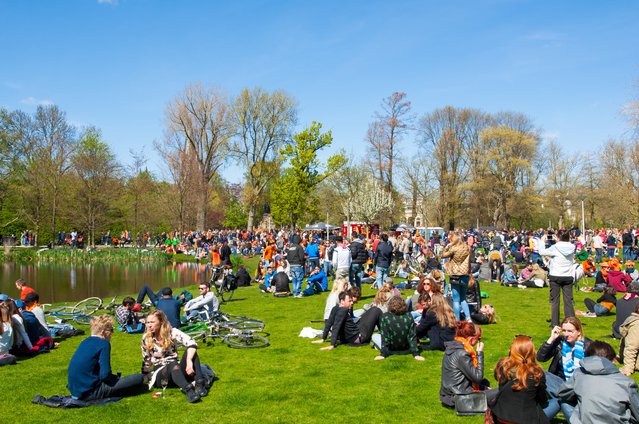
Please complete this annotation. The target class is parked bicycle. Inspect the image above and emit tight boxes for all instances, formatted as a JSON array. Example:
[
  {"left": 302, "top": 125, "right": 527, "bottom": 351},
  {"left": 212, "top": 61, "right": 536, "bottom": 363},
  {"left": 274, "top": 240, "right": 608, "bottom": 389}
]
[{"left": 209, "top": 266, "right": 238, "bottom": 303}]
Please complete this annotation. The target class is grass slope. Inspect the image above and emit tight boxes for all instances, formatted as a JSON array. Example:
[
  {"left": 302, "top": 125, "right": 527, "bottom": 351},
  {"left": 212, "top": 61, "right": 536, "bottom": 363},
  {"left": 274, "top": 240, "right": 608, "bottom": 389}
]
[{"left": 1, "top": 261, "right": 633, "bottom": 423}]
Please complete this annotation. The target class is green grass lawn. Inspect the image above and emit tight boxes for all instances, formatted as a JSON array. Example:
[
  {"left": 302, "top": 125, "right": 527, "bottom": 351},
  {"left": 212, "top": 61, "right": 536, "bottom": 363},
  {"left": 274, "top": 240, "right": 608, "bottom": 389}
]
[{"left": 2, "top": 261, "right": 634, "bottom": 423}]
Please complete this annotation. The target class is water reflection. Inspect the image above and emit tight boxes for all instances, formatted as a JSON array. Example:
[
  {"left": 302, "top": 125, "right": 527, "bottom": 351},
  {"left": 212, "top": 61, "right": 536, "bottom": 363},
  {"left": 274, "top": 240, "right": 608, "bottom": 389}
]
[{"left": 0, "top": 262, "right": 212, "bottom": 303}]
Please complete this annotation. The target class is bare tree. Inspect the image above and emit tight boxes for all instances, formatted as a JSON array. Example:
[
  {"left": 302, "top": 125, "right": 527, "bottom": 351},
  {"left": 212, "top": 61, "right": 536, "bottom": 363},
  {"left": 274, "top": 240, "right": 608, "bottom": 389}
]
[
  {"left": 165, "top": 83, "right": 233, "bottom": 230},
  {"left": 364, "top": 121, "right": 387, "bottom": 183},
  {"left": 231, "top": 87, "right": 297, "bottom": 231}
]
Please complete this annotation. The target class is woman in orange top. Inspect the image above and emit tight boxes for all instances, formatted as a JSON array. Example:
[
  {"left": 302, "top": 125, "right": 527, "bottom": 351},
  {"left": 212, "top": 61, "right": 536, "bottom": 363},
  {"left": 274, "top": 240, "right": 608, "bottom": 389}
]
[
  {"left": 210, "top": 245, "right": 221, "bottom": 266},
  {"left": 15, "top": 279, "right": 36, "bottom": 301}
]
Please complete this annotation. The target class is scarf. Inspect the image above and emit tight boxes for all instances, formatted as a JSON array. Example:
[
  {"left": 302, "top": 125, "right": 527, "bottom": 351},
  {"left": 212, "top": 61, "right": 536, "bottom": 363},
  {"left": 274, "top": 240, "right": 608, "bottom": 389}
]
[
  {"left": 455, "top": 336, "right": 480, "bottom": 391},
  {"left": 561, "top": 339, "right": 584, "bottom": 380}
]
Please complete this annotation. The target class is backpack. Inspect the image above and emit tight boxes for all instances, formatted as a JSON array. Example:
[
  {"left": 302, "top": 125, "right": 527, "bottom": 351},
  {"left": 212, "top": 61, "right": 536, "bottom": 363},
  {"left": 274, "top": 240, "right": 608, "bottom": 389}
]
[
  {"left": 200, "top": 364, "right": 216, "bottom": 389},
  {"left": 224, "top": 274, "right": 238, "bottom": 291}
]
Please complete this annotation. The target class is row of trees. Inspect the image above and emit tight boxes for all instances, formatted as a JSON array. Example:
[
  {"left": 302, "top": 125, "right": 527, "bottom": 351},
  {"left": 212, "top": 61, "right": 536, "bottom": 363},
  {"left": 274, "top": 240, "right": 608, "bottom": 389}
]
[{"left": 1, "top": 83, "right": 637, "bottom": 245}]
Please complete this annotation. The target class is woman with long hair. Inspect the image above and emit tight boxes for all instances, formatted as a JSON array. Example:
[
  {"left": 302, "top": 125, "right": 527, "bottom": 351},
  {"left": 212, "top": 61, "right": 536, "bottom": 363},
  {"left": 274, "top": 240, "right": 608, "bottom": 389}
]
[
  {"left": 536, "top": 316, "right": 591, "bottom": 420},
  {"left": 323, "top": 277, "right": 350, "bottom": 322},
  {"left": 440, "top": 321, "right": 489, "bottom": 407},
  {"left": 491, "top": 335, "right": 549, "bottom": 423},
  {"left": 416, "top": 294, "right": 456, "bottom": 351},
  {"left": 141, "top": 310, "right": 207, "bottom": 403},
  {"left": 0, "top": 303, "right": 16, "bottom": 366},
  {"left": 440, "top": 231, "right": 472, "bottom": 321}
]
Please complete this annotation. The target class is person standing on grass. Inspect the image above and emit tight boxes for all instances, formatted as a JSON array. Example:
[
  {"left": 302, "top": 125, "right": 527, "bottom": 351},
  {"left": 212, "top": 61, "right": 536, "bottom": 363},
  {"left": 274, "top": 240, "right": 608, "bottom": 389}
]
[
  {"left": 440, "top": 230, "right": 471, "bottom": 321},
  {"left": 287, "top": 235, "right": 306, "bottom": 298},
  {"left": 68, "top": 315, "right": 144, "bottom": 401},
  {"left": 374, "top": 233, "right": 393, "bottom": 289},
  {"left": 332, "top": 236, "right": 352, "bottom": 279},
  {"left": 539, "top": 230, "right": 576, "bottom": 327}
]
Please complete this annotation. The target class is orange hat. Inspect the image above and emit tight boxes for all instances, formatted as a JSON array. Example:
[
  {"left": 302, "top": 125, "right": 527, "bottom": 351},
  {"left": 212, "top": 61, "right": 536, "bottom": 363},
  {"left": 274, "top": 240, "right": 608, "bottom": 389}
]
[
  {"left": 626, "top": 260, "right": 635, "bottom": 268},
  {"left": 601, "top": 262, "right": 609, "bottom": 268}
]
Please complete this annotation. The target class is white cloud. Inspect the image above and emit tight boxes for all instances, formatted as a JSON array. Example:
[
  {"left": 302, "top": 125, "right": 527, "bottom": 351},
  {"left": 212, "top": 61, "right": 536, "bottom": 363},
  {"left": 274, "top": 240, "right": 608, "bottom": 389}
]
[{"left": 20, "top": 96, "right": 54, "bottom": 106}]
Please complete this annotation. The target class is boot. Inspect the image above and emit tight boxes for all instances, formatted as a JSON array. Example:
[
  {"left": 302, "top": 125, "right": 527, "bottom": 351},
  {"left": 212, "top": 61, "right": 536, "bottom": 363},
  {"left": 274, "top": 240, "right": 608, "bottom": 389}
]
[
  {"left": 182, "top": 385, "right": 201, "bottom": 403},
  {"left": 195, "top": 379, "right": 209, "bottom": 397}
]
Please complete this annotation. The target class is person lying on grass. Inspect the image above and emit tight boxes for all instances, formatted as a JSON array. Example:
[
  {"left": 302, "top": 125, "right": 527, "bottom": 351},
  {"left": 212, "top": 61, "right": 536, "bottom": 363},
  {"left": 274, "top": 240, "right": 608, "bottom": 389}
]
[
  {"left": 68, "top": 315, "right": 144, "bottom": 401},
  {"left": 371, "top": 295, "right": 424, "bottom": 361},
  {"left": 314, "top": 290, "right": 381, "bottom": 350}
]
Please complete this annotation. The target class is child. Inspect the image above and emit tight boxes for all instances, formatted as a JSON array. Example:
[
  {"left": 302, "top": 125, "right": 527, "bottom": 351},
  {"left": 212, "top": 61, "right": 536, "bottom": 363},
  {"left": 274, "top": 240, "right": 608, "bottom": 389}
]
[{"left": 578, "top": 286, "right": 617, "bottom": 317}]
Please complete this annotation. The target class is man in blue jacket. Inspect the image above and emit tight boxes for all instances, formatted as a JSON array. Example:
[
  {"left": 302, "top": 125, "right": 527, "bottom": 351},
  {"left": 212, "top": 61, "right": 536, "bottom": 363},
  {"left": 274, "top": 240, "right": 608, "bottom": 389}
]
[{"left": 68, "top": 315, "right": 144, "bottom": 400}]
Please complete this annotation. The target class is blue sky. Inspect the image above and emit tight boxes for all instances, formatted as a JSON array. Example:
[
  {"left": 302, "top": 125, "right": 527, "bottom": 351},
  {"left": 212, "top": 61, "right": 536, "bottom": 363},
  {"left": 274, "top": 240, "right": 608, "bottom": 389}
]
[{"left": 1, "top": 0, "right": 638, "bottom": 183}]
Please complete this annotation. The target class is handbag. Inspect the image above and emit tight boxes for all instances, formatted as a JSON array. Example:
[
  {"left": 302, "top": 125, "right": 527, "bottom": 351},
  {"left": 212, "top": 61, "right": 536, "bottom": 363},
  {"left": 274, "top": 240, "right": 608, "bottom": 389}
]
[{"left": 454, "top": 392, "right": 487, "bottom": 416}]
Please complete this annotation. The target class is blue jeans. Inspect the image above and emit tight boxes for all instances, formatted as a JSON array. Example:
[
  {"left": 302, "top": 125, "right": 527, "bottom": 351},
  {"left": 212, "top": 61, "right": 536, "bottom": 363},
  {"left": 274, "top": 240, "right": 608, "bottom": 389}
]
[
  {"left": 531, "top": 252, "right": 542, "bottom": 266},
  {"left": 595, "top": 248, "right": 603, "bottom": 263},
  {"left": 375, "top": 266, "right": 389, "bottom": 289},
  {"left": 543, "top": 371, "right": 574, "bottom": 420},
  {"left": 323, "top": 261, "right": 333, "bottom": 278},
  {"left": 349, "top": 264, "right": 364, "bottom": 289},
  {"left": 450, "top": 275, "right": 470, "bottom": 321},
  {"left": 623, "top": 246, "right": 632, "bottom": 262},
  {"left": 607, "top": 247, "right": 616, "bottom": 259},
  {"left": 136, "top": 284, "right": 160, "bottom": 305},
  {"left": 290, "top": 266, "right": 304, "bottom": 296}
]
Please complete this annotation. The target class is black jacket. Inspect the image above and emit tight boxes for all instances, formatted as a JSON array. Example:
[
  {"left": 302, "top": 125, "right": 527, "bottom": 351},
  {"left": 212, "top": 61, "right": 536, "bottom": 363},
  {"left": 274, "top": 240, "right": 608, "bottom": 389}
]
[
  {"left": 440, "top": 340, "right": 485, "bottom": 406},
  {"left": 536, "top": 336, "right": 592, "bottom": 380},
  {"left": 322, "top": 306, "right": 359, "bottom": 346},
  {"left": 349, "top": 239, "right": 368, "bottom": 265},
  {"left": 287, "top": 236, "right": 305, "bottom": 266},
  {"left": 273, "top": 272, "right": 290, "bottom": 293},
  {"left": 236, "top": 267, "right": 251, "bottom": 287},
  {"left": 491, "top": 375, "right": 549, "bottom": 424},
  {"left": 374, "top": 241, "right": 393, "bottom": 268},
  {"left": 416, "top": 310, "right": 455, "bottom": 351}
]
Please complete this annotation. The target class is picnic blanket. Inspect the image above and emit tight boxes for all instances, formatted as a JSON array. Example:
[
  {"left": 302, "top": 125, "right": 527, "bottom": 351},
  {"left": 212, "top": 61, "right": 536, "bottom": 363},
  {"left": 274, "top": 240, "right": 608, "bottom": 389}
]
[{"left": 32, "top": 394, "right": 121, "bottom": 408}]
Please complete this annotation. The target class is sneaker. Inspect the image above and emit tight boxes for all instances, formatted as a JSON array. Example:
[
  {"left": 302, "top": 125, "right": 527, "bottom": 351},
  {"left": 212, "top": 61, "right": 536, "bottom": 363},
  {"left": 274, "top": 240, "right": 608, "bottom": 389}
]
[
  {"left": 584, "top": 312, "right": 597, "bottom": 318},
  {"left": 182, "top": 386, "right": 201, "bottom": 403},
  {"left": 195, "top": 379, "right": 209, "bottom": 397},
  {"left": 294, "top": 294, "right": 303, "bottom": 299}
]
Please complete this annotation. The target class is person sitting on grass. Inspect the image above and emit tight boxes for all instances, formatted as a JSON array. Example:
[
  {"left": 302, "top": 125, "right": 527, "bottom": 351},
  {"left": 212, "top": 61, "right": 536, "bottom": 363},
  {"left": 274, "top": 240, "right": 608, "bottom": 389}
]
[
  {"left": 271, "top": 270, "right": 292, "bottom": 297},
  {"left": 490, "top": 335, "right": 549, "bottom": 424},
  {"left": 536, "top": 317, "right": 591, "bottom": 421},
  {"left": 620, "top": 301, "right": 639, "bottom": 376},
  {"left": 577, "top": 286, "right": 616, "bottom": 318},
  {"left": 416, "top": 293, "right": 456, "bottom": 351},
  {"left": 439, "top": 321, "right": 491, "bottom": 408},
  {"left": 615, "top": 282, "right": 639, "bottom": 339},
  {"left": 23, "top": 292, "right": 48, "bottom": 331},
  {"left": 183, "top": 282, "right": 218, "bottom": 322},
  {"left": 15, "top": 279, "right": 35, "bottom": 301},
  {"left": 2, "top": 298, "right": 35, "bottom": 355},
  {"left": 323, "top": 278, "right": 350, "bottom": 324},
  {"left": 68, "top": 315, "right": 144, "bottom": 401},
  {"left": 314, "top": 290, "right": 382, "bottom": 351},
  {"left": 501, "top": 263, "right": 519, "bottom": 287},
  {"left": 141, "top": 310, "right": 207, "bottom": 403},
  {"left": 518, "top": 263, "right": 547, "bottom": 288},
  {"left": 301, "top": 267, "right": 327, "bottom": 297},
  {"left": 558, "top": 340, "right": 639, "bottom": 424},
  {"left": 115, "top": 297, "right": 144, "bottom": 333},
  {"left": 0, "top": 303, "right": 16, "bottom": 366},
  {"left": 371, "top": 295, "right": 424, "bottom": 361},
  {"left": 15, "top": 299, "right": 54, "bottom": 352}
]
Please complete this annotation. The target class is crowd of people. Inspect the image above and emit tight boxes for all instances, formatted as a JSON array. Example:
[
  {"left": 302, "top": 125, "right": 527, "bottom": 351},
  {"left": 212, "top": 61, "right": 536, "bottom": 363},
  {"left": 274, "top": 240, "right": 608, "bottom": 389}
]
[{"left": 5, "top": 224, "right": 639, "bottom": 421}]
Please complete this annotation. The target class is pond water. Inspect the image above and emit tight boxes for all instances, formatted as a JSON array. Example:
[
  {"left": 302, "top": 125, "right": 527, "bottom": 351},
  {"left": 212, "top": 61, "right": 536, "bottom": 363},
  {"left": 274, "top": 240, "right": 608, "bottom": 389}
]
[{"left": 0, "top": 262, "right": 212, "bottom": 303}]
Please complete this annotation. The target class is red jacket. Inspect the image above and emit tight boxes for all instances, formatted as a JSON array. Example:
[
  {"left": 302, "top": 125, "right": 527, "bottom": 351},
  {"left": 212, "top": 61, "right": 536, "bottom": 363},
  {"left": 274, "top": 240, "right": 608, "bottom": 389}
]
[{"left": 607, "top": 270, "right": 632, "bottom": 292}]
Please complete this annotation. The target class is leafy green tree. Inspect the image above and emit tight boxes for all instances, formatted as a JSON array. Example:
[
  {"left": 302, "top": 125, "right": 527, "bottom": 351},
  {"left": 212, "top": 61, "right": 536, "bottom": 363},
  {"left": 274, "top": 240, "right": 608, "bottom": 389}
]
[
  {"left": 71, "top": 127, "right": 120, "bottom": 246},
  {"left": 231, "top": 87, "right": 297, "bottom": 231},
  {"left": 271, "top": 122, "right": 347, "bottom": 228}
]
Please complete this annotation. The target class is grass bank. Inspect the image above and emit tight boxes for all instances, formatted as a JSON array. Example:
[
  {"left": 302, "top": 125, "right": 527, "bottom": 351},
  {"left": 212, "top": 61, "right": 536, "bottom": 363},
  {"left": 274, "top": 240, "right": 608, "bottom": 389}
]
[{"left": 1, "top": 264, "right": 632, "bottom": 423}]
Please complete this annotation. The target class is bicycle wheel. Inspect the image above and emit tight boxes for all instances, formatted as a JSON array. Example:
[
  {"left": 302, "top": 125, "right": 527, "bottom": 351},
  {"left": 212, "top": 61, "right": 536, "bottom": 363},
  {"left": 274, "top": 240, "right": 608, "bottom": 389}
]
[
  {"left": 224, "top": 333, "right": 269, "bottom": 349},
  {"left": 72, "top": 297, "right": 103, "bottom": 315},
  {"left": 222, "top": 314, "right": 265, "bottom": 331},
  {"left": 73, "top": 314, "right": 93, "bottom": 325},
  {"left": 46, "top": 305, "right": 75, "bottom": 314}
]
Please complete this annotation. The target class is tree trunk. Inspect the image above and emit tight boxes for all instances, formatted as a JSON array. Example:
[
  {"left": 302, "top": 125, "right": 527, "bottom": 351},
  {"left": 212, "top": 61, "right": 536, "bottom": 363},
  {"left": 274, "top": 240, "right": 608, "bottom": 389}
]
[{"left": 247, "top": 204, "right": 256, "bottom": 232}]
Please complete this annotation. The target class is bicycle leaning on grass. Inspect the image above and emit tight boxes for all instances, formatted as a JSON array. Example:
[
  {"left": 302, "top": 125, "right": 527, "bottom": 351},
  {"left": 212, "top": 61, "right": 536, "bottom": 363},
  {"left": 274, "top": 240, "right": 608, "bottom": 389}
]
[{"left": 180, "top": 310, "right": 269, "bottom": 349}]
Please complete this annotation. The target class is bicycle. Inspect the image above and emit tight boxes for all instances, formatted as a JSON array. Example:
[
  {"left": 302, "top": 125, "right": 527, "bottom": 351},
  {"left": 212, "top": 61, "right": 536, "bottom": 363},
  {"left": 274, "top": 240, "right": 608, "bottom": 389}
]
[
  {"left": 181, "top": 311, "right": 269, "bottom": 349},
  {"left": 209, "top": 266, "right": 237, "bottom": 303}
]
